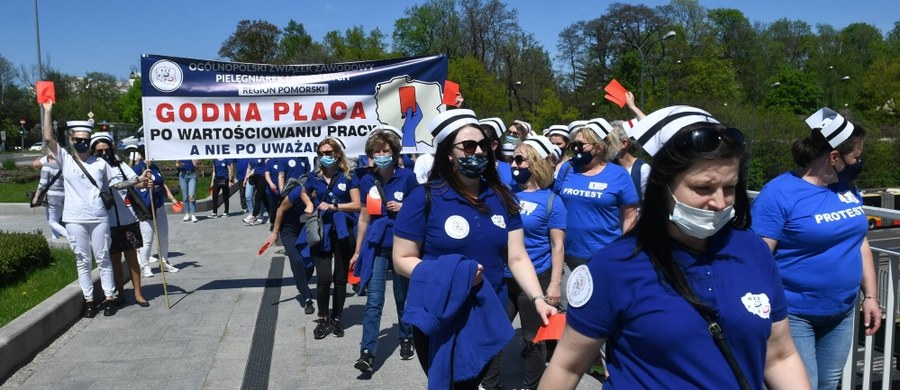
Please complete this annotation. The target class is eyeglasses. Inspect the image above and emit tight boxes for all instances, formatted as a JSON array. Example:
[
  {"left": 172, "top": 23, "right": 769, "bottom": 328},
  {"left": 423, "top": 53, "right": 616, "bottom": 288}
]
[
  {"left": 73, "top": 138, "right": 90, "bottom": 145},
  {"left": 681, "top": 127, "right": 745, "bottom": 152},
  {"left": 512, "top": 155, "right": 528, "bottom": 165},
  {"left": 454, "top": 139, "right": 491, "bottom": 155},
  {"left": 318, "top": 150, "right": 336, "bottom": 157}
]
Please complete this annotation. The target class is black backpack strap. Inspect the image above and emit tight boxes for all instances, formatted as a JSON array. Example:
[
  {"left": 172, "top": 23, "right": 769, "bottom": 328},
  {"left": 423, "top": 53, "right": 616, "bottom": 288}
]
[{"left": 424, "top": 183, "right": 432, "bottom": 222}]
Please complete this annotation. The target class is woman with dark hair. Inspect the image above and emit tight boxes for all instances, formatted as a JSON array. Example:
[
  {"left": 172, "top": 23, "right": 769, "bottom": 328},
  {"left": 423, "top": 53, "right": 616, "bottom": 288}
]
[
  {"left": 479, "top": 117, "right": 516, "bottom": 189},
  {"left": 90, "top": 133, "right": 152, "bottom": 309},
  {"left": 393, "top": 109, "right": 556, "bottom": 389},
  {"left": 301, "top": 137, "right": 361, "bottom": 339},
  {"left": 540, "top": 106, "right": 809, "bottom": 389},
  {"left": 751, "top": 108, "right": 880, "bottom": 389},
  {"left": 554, "top": 118, "right": 638, "bottom": 271},
  {"left": 482, "top": 135, "right": 567, "bottom": 390},
  {"left": 349, "top": 126, "right": 419, "bottom": 373},
  {"left": 131, "top": 146, "right": 180, "bottom": 278}
]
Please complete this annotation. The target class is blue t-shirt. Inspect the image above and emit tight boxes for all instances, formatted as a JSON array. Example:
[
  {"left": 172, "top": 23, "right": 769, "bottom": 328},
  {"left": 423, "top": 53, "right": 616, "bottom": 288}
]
[
  {"left": 264, "top": 159, "right": 281, "bottom": 196},
  {"left": 497, "top": 161, "right": 516, "bottom": 190},
  {"left": 359, "top": 168, "right": 418, "bottom": 247},
  {"left": 281, "top": 156, "right": 311, "bottom": 181},
  {"left": 503, "top": 189, "right": 566, "bottom": 278},
  {"left": 133, "top": 162, "right": 165, "bottom": 209},
  {"left": 553, "top": 163, "right": 639, "bottom": 259},
  {"left": 751, "top": 172, "right": 867, "bottom": 316},
  {"left": 304, "top": 171, "right": 359, "bottom": 226},
  {"left": 178, "top": 160, "right": 195, "bottom": 173},
  {"left": 567, "top": 230, "right": 787, "bottom": 390},
  {"left": 393, "top": 180, "right": 523, "bottom": 297},
  {"left": 235, "top": 158, "right": 250, "bottom": 181},
  {"left": 250, "top": 158, "right": 266, "bottom": 176},
  {"left": 213, "top": 159, "right": 232, "bottom": 179}
]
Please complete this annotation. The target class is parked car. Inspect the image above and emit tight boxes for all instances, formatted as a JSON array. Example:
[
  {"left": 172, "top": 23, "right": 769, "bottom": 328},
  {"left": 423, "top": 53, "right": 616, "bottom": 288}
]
[
  {"left": 28, "top": 141, "right": 44, "bottom": 152},
  {"left": 117, "top": 127, "right": 143, "bottom": 150}
]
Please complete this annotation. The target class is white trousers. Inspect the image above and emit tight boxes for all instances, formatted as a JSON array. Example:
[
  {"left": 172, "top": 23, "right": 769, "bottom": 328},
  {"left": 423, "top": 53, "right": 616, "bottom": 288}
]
[
  {"left": 139, "top": 205, "right": 170, "bottom": 267},
  {"left": 66, "top": 221, "right": 115, "bottom": 300},
  {"left": 46, "top": 195, "right": 67, "bottom": 239}
]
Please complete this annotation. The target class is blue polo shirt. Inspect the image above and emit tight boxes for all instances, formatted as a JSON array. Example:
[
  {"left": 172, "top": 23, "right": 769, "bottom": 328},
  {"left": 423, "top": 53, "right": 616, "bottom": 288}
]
[
  {"left": 264, "top": 159, "right": 281, "bottom": 196},
  {"left": 394, "top": 180, "right": 523, "bottom": 297},
  {"left": 284, "top": 185, "right": 307, "bottom": 227},
  {"left": 497, "top": 161, "right": 516, "bottom": 190},
  {"left": 304, "top": 171, "right": 359, "bottom": 226},
  {"left": 250, "top": 158, "right": 266, "bottom": 176},
  {"left": 359, "top": 167, "right": 418, "bottom": 247},
  {"left": 213, "top": 159, "right": 232, "bottom": 179},
  {"left": 503, "top": 189, "right": 567, "bottom": 277},
  {"left": 281, "top": 156, "right": 311, "bottom": 181},
  {"left": 235, "top": 158, "right": 250, "bottom": 181},
  {"left": 553, "top": 163, "right": 639, "bottom": 259},
  {"left": 567, "top": 229, "right": 787, "bottom": 389},
  {"left": 751, "top": 172, "right": 867, "bottom": 316},
  {"left": 177, "top": 160, "right": 195, "bottom": 173},
  {"left": 133, "top": 161, "right": 165, "bottom": 209}
]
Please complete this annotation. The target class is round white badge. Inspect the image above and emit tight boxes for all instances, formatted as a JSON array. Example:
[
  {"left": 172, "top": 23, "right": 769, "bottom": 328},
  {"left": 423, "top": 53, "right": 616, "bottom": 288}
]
[
  {"left": 338, "top": 183, "right": 347, "bottom": 191},
  {"left": 149, "top": 59, "right": 183, "bottom": 93},
  {"left": 566, "top": 265, "right": 594, "bottom": 308},
  {"left": 288, "top": 159, "right": 297, "bottom": 168},
  {"left": 444, "top": 215, "right": 470, "bottom": 239}
]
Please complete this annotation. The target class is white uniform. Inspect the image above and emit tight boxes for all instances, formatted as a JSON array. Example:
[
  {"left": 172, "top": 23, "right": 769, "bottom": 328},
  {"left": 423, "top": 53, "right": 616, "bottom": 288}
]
[
  {"left": 56, "top": 144, "right": 120, "bottom": 300},
  {"left": 38, "top": 159, "right": 67, "bottom": 239}
]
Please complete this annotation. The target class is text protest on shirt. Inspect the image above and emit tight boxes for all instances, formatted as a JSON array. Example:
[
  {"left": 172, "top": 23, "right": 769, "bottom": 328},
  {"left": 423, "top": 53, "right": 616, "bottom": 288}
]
[{"left": 141, "top": 54, "right": 449, "bottom": 161}]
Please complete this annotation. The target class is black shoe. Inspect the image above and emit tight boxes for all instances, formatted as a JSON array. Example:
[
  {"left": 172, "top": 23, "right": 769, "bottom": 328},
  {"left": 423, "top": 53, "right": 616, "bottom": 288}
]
[
  {"left": 400, "top": 338, "right": 415, "bottom": 360},
  {"left": 331, "top": 317, "right": 344, "bottom": 337},
  {"left": 112, "top": 295, "right": 126, "bottom": 307},
  {"left": 304, "top": 299, "right": 315, "bottom": 315},
  {"left": 354, "top": 349, "right": 374, "bottom": 373},
  {"left": 313, "top": 317, "right": 331, "bottom": 339},
  {"left": 103, "top": 300, "right": 117, "bottom": 316},
  {"left": 136, "top": 300, "right": 150, "bottom": 307},
  {"left": 84, "top": 301, "right": 98, "bottom": 318}
]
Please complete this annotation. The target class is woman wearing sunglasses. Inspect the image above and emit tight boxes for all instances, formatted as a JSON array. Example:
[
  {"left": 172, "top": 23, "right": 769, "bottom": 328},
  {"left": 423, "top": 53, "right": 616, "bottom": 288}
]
[
  {"left": 541, "top": 106, "right": 809, "bottom": 389},
  {"left": 482, "top": 135, "right": 567, "bottom": 390},
  {"left": 41, "top": 102, "right": 149, "bottom": 317},
  {"left": 349, "top": 126, "right": 419, "bottom": 373},
  {"left": 393, "top": 109, "right": 556, "bottom": 389},
  {"left": 554, "top": 119, "right": 638, "bottom": 271},
  {"left": 301, "top": 137, "right": 361, "bottom": 340},
  {"left": 751, "top": 108, "right": 879, "bottom": 389}
]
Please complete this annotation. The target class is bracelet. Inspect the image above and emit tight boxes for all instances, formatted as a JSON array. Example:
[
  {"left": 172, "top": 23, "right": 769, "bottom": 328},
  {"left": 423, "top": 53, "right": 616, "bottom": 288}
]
[
  {"left": 531, "top": 295, "right": 548, "bottom": 304},
  {"left": 864, "top": 295, "right": 877, "bottom": 300}
]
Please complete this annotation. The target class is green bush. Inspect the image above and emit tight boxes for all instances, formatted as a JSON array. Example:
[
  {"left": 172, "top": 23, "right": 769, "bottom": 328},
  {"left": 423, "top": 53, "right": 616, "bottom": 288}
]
[
  {"left": 0, "top": 230, "right": 52, "bottom": 285},
  {"left": 2, "top": 159, "right": 16, "bottom": 170}
]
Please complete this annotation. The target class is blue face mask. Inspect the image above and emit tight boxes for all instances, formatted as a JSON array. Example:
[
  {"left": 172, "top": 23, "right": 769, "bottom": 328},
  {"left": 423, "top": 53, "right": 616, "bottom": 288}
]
[
  {"left": 320, "top": 155, "right": 337, "bottom": 168},
  {"left": 73, "top": 142, "right": 90, "bottom": 154},
  {"left": 456, "top": 154, "right": 489, "bottom": 178},
  {"left": 374, "top": 155, "right": 393, "bottom": 168},
  {"left": 505, "top": 135, "right": 519, "bottom": 144},
  {"left": 836, "top": 159, "right": 863, "bottom": 184}
]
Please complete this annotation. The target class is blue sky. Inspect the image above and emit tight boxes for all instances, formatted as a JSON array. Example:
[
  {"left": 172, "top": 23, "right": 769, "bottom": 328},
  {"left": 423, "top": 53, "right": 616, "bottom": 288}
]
[{"left": 1, "top": 0, "right": 896, "bottom": 81}]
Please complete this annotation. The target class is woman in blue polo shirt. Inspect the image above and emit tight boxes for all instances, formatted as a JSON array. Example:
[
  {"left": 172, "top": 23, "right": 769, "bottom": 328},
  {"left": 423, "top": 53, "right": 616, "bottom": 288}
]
[
  {"left": 393, "top": 109, "right": 556, "bottom": 389},
  {"left": 482, "top": 135, "right": 567, "bottom": 390},
  {"left": 751, "top": 108, "right": 880, "bottom": 389},
  {"left": 349, "top": 126, "right": 419, "bottom": 373},
  {"left": 541, "top": 106, "right": 809, "bottom": 389},
  {"left": 176, "top": 158, "right": 200, "bottom": 222},
  {"left": 301, "top": 137, "right": 361, "bottom": 340},
  {"left": 554, "top": 119, "right": 638, "bottom": 270}
]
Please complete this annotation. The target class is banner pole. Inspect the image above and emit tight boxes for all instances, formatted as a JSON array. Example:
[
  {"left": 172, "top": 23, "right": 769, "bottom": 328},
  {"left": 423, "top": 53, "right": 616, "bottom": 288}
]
[{"left": 147, "top": 170, "right": 171, "bottom": 309}]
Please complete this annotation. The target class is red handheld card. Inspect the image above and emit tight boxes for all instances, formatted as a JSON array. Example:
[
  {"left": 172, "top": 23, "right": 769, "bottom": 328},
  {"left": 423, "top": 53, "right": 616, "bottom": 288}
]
[
  {"left": 399, "top": 86, "right": 416, "bottom": 116},
  {"left": 257, "top": 241, "right": 272, "bottom": 256},
  {"left": 36, "top": 81, "right": 55, "bottom": 104},
  {"left": 442, "top": 80, "right": 460, "bottom": 107},
  {"left": 604, "top": 79, "right": 629, "bottom": 107},
  {"left": 604, "top": 93, "right": 625, "bottom": 108},
  {"left": 533, "top": 313, "right": 567, "bottom": 343}
]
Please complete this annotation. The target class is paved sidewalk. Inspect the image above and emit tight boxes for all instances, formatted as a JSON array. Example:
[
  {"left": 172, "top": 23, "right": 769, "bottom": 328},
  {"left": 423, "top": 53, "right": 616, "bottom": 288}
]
[{"left": 0, "top": 198, "right": 595, "bottom": 389}]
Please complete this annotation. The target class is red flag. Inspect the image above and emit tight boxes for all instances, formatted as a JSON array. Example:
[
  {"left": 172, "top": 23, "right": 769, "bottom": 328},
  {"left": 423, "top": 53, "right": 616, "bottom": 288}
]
[
  {"left": 36, "top": 81, "right": 56, "bottom": 104},
  {"left": 442, "top": 80, "right": 460, "bottom": 107},
  {"left": 603, "top": 79, "right": 629, "bottom": 108}
]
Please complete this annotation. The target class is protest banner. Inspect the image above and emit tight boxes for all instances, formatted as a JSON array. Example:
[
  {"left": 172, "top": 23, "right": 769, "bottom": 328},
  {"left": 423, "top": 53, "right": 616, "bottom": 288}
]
[{"left": 141, "top": 54, "right": 448, "bottom": 161}]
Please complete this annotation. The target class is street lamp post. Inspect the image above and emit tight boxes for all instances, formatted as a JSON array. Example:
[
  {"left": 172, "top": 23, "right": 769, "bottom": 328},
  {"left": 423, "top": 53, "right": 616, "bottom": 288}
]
[
  {"left": 19, "top": 119, "right": 26, "bottom": 151},
  {"left": 625, "top": 30, "right": 676, "bottom": 108}
]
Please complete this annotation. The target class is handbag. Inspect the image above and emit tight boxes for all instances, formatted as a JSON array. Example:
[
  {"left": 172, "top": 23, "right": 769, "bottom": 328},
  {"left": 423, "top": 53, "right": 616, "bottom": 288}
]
[
  {"left": 117, "top": 166, "right": 152, "bottom": 221},
  {"left": 305, "top": 210, "right": 323, "bottom": 247},
  {"left": 70, "top": 146, "right": 115, "bottom": 210}
]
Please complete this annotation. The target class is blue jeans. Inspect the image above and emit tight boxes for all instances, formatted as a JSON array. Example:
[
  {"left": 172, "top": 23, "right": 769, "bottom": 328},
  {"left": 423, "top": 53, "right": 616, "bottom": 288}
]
[
  {"left": 788, "top": 308, "right": 855, "bottom": 390},
  {"left": 360, "top": 248, "right": 412, "bottom": 356},
  {"left": 245, "top": 181, "right": 255, "bottom": 215},
  {"left": 178, "top": 171, "right": 197, "bottom": 214}
]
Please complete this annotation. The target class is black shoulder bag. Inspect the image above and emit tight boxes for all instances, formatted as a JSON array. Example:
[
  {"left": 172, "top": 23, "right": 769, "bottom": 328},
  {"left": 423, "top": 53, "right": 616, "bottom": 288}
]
[{"left": 70, "top": 151, "right": 115, "bottom": 210}]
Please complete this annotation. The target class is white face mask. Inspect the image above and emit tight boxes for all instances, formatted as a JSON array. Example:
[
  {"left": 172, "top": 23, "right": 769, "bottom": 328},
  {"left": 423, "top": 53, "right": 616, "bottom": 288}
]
[{"left": 668, "top": 192, "right": 735, "bottom": 239}]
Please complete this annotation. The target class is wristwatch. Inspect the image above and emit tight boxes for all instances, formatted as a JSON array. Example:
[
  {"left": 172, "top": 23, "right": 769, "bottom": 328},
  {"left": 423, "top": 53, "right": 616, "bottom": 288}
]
[{"left": 531, "top": 295, "right": 548, "bottom": 304}]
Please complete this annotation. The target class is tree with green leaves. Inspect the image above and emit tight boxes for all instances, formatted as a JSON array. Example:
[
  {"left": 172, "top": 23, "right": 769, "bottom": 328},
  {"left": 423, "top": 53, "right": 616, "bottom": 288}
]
[{"left": 218, "top": 20, "right": 281, "bottom": 63}]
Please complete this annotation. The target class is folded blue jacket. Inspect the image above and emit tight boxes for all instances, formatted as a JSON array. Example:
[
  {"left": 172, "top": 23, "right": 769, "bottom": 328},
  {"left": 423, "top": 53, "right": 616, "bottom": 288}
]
[{"left": 403, "top": 254, "right": 514, "bottom": 389}]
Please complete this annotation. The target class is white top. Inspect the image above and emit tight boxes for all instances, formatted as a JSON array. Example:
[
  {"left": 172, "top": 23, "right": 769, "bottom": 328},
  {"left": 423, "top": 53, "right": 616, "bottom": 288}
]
[
  {"left": 627, "top": 162, "right": 651, "bottom": 198},
  {"left": 56, "top": 144, "right": 119, "bottom": 224},
  {"left": 413, "top": 153, "right": 434, "bottom": 184},
  {"left": 39, "top": 163, "right": 65, "bottom": 197},
  {"left": 107, "top": 163, "right": 139, "bottom": 227}
]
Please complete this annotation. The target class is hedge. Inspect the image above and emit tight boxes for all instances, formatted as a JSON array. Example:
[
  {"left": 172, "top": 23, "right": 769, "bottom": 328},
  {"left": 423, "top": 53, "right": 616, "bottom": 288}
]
[{"left": 0, "top": 230, "right": 52, "bottom": 285}]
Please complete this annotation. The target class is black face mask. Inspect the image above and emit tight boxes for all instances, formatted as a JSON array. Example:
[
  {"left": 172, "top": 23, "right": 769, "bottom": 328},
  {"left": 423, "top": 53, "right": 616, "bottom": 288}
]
[
  {"left": 96, "top": 151, "right": 115, "bottom": 163},
  {"left": 511, "top": 167, "right": 532, "bottom": 185},
  {"left": 837, "top": 159, "right": 864, "bottom": 184}
]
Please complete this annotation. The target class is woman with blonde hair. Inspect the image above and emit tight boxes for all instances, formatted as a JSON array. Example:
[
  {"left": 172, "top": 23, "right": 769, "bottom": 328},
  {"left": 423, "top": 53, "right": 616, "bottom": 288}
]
[{"left": 301, "top": 137, "right": 361, "bottom": 339}]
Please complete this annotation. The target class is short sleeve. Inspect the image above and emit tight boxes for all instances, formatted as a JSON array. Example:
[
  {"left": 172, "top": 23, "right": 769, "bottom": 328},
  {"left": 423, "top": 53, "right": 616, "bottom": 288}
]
[
  {"left": 750, "top": 186, "right": 788, "bottom": 241},
  {"left": 393, "top": 185, "right": 427, "bottom": 243},
  {"left": 358, "top": 175, "right": 373, "bottom": 206},
  {"left": 287, "top": 185, "right": 305, "bottom": 206},
  {"left": 565, "top": 257, "right": 626, "bottom": 339},
  {"left": 348, "top": 173, "right": 360, "bottom": 189},
  {"left": 549, "top": 195, "right": 567, "bottom": 230},
  {"left": 506, "top": 210, "right": 523, "bottom": 231}
]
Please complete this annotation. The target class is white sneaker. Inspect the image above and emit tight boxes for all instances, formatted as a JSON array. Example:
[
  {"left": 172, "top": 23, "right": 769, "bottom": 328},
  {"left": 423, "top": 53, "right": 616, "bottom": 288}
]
[
  {"left": 242, "top": 215, "right": 256, "bottom": 225},
  {"left": 190, "top": 215, "right": 198, "bottom": 223},
  {"left": 141, "top": 266, "right": 154, "bottom": 278},
  {"left": 149, "top": 255, "right": 159, "bottom": 263},
  {"left": 183, "top": 214, "right": 190, "bottom": 222},
  {"left": 210, "top": 212, "right": 218, "bottom": 218},
  {"left": 161, "top": 261, "right": 180, "bottom": 273},
  {"left": 222, "top": 213, "right": 229, "bottom": 218}
]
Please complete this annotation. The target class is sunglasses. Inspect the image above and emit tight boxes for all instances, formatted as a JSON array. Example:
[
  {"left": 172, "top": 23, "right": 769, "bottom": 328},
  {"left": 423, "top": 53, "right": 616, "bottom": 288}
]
[
  {"left": 454, "top": 139, "right": 491, "bottom": 155},
  {"left": 73, "top": 138, "right": 90, "bottom": 144},
  {"left": 568, "top": 141, "right": 591, "bottom": 152},
  {"left": 512, "top": 155, "right": 528, "bottom": 165},
  {"left": 681, "top": 127, "right": 745, "bottom": 152},
  {"left": 318, "top": 150, "right": 336, "bottom": 156}
]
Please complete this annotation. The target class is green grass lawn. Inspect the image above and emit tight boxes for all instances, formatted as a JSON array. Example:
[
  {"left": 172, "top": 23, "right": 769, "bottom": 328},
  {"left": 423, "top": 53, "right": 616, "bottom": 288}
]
[
  {"left": 0, "top": 248, "right": 78, "bottom": 328},
  {"left": 0, "top": 180, "right": 39, "bottom": 203}
]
